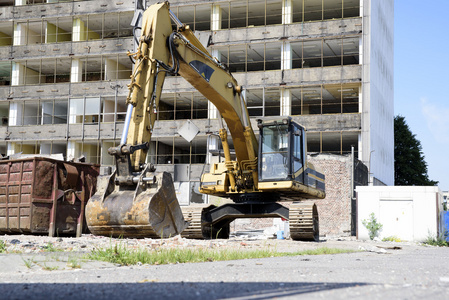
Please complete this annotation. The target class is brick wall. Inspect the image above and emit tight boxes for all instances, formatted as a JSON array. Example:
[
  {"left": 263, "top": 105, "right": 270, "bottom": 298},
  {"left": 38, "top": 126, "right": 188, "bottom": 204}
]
[{"left": 309, "top": 154, "right": 353, "bottom": 237}]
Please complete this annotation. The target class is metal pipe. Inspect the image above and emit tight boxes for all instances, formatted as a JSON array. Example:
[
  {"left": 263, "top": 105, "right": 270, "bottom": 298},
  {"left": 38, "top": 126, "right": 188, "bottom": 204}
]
[
  {"left": 121, "top": 103, "right": 134, "bottom": 145},
  {"left": 169, "top": 10, "right": 183, "bottom": 28},
  {"left": 132, "top": 176, "right": 156, "bottom": 184},
  {"left": 351, "top": 145, "right": 354, "bottom": 199}
]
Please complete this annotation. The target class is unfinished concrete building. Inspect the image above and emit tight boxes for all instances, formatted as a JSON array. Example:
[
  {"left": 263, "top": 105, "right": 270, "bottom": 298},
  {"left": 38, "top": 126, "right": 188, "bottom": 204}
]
[{"left": 0, "top": 0, "right": 393, "bottom": 236}]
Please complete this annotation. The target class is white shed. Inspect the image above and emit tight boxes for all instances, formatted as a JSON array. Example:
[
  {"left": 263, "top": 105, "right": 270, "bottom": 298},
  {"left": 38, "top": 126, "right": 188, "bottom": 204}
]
[{"left": 356, "top": 186, "right": 443, "bottom": 241}]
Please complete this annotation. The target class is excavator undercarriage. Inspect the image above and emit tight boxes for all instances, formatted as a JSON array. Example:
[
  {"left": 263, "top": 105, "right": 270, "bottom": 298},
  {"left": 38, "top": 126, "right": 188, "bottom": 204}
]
[{"left": 181, "top": 202, "right": 319, "bottom": 241}]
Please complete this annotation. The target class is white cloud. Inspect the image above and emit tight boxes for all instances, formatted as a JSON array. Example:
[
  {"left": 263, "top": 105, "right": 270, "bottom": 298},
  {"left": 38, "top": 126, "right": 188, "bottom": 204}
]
[{"left": 420, "top": 98, "right": 449, "bottom": 144}]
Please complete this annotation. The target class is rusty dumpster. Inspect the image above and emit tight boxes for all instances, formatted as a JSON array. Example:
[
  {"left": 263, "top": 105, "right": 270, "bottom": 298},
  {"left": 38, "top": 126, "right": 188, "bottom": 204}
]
[{"left": 0, "top": 157, "right": 99, "bottom": 237}]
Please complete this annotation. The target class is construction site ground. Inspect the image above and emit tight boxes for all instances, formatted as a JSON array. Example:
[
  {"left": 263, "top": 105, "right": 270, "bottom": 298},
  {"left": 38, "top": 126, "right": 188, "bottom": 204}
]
[{"left": 0, "top": 233, "right": 448, "bottom": 299}]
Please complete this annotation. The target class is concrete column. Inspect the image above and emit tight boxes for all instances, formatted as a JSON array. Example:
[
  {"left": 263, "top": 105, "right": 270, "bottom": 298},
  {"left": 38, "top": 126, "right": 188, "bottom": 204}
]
[
  {"left": 11, "top": 62, "right": 23, "bottom": 86},
  {"left": 211, "top": 4, "right": 222, "bottom": 31},
  {"left": 282, "top": 0, "right": 293, "bottom": 24},
  {"left": 13, "top": 23, "right": 25, "bottom": 46},
  {"left": 70, "top": 59, "right": 83, "bottom": 83},
  {"left": 7, "top": 143, "right": 17, "bottom": 156},
  {"left": 15, "top": 0, "right": 26, "bottom": 6},
  {"left": 67, "top": 141, "right": 77, "bottom": 161},
  {"left": 358, "top": 85, "right": 363, "bottom": 114},
  {"left": 280, "top": 88, "right": 291, "bottom": 116},
  {"left": 9, "top": 102, "right": 22, "bottom": 126},
  {"left": 281, "top": 42, "right": 292, "bottom": 70},
  {"left": 72, "top": 18, "right": 84, "bottom": 42},
  {"left": 207, "top": 101, "right": 218, "bottom": 119}
]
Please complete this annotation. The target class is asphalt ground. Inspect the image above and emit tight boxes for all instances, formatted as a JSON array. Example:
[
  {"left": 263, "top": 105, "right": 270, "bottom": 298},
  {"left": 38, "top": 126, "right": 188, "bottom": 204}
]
[{"left": 0, "top": 235, "right": 448, "bottom": 299}]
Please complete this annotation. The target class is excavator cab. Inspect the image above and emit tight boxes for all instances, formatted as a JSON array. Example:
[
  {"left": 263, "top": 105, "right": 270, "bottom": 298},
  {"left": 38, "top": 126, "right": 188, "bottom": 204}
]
[
  {"left": 258, "top": 118, "right": 303, "bottom": 182},
  {"left": 257, "top": 118, "right": 325, "bottom": 199}
]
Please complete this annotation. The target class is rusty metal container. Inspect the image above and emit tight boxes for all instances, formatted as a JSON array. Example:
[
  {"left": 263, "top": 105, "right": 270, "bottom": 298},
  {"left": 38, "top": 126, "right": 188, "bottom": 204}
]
[{"left": 0, "top": 157, "right": 99, "bottom": 237}]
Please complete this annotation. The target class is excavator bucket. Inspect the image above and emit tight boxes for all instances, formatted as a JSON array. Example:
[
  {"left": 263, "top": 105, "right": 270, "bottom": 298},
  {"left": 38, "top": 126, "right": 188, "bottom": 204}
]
[{"left": 86, "top": 171, "right": 188, "bottom": 238}]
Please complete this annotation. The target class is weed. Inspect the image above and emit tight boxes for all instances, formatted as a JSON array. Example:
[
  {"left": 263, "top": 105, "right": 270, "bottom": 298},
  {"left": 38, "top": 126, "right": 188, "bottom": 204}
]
[
  {"left": 362, "top": 213, "right": 383, "bottom": 240},
  {"left": 67, "top": 256, "right": 82, "bottom": 269},
  {"left": 87, "top": 243, "right": 355, "bottom": 266},
  {"left": 382, "top": 236, "right": 402, "bottom": 242},
  {"left": 43, "top": 242, "right": 62, "bottom": 252},
  {"left": 41, "top": 263, "right": 59, "bottom": 271},
  {"left": 22, "top": 257, "right": 36, "bottom": 269},
  {"left": 423, "top": 234, "right": 448, "bottom": 247},
  {"left": 0, "top": 240, "right": 6, "bottom": 253}
]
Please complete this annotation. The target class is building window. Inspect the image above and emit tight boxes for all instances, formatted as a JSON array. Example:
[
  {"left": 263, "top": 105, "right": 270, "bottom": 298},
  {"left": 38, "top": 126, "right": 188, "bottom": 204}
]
[
  {"left": 212, "top": 42, "right": 282, "bottom": 73},
  {"left": 40, "top": 142, "right": 67, "bottom": 158},
  {"left": 69, "top": 97, "right": 100, "bottom": 124},
  {"left": 149, "top": 138, "right": 207, "bottom": 165},
  {"left": 102, "top": 96, "right": 127, "bottom": 123},
  {"left": 307, "top": 131, "right": 359, "bottom": 156},
  {"left": 41, "top": 99, "right": 68, "bottom": 125},
  {"left": 158, "top": 92, "right": 208, "bottom": 121},
  {"left": 68, "top": 141, "right": 100, "bottom": 164},
  {"left": 293, "top": 0, "right": 360, "bottom": 22},
  {"left": 173, "top": 4, "right": 212, "bottom": 31},
  {"left": 292, "top": 36, "right": 359, "bottom": 69}
]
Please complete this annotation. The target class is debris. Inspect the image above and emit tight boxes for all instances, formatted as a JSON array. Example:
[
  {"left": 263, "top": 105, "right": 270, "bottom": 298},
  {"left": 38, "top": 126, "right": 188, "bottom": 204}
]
[
  {"left": 376, "top": 245, "right": 402, "bottom": 250},
  {"left": 358, "top": 245, "right": 388, "bottom": 254}
]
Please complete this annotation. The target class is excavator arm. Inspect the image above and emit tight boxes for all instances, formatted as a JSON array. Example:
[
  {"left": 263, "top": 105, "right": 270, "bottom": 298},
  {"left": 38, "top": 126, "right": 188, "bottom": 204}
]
[{"left": 85, "top": 1, "right": 259, "bottom": 238}]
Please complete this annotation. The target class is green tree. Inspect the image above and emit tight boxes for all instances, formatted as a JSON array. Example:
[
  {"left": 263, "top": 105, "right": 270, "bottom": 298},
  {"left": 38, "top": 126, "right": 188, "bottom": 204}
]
[{"left": 394, "top": 115, "right": 438, "bottom": 186}]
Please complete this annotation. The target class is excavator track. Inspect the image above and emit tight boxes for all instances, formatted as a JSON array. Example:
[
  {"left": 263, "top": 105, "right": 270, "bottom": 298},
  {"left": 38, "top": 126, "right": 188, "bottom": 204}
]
[
  {"left": 180, "top": 205, "right": 208, "bottom": 239},
  {"left": 289, "top": 202, "right": 319, "bottom": 241},
  {"left": 180, "top": 204, "right": 231, "bottom": 239}
]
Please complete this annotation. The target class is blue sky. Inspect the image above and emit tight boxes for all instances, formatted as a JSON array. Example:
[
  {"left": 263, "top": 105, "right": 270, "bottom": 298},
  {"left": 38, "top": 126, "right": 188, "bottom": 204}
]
[{"left": 394, "top": 0, "right": 449, "bottom": 191}]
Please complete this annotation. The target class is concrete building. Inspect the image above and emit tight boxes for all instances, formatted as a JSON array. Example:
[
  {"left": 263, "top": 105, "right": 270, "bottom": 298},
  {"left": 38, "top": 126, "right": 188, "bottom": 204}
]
[{"left": 0, "top": 0, "right": 393, "bottom": 235}]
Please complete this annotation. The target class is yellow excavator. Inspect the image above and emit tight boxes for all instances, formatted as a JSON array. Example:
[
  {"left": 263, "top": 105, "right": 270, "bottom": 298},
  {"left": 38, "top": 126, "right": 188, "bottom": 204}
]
[{"left": 85, "top": 1, "right": 325, "bottom": 241}]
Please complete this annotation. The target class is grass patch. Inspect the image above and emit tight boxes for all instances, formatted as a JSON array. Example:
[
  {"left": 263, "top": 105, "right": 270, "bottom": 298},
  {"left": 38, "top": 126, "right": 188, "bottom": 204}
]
[
  {"left": 0, "top": 240, "right": 6, "bottom": 253},
  {"left": 423, "top": 235, "right": 448, "bottom": 247},
  {"left": 87, "top": 243, "right": 354, "bottom": 266}
]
